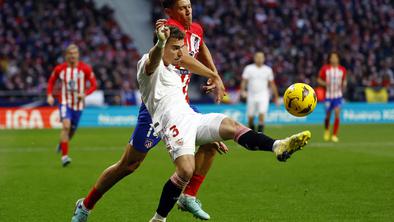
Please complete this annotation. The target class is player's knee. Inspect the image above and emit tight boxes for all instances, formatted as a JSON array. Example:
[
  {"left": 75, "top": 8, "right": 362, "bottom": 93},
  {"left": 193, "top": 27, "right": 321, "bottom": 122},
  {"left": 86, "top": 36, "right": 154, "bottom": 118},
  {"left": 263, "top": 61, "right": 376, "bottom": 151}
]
[
  {"left": 219, "top": 117, "right": 239, "bottom": 139},
  {"left": 62, "top": 124, "right": 71, "bottom": 132},
  {"left": 177, "top": 166, "right": 194, "bottom": 181}
]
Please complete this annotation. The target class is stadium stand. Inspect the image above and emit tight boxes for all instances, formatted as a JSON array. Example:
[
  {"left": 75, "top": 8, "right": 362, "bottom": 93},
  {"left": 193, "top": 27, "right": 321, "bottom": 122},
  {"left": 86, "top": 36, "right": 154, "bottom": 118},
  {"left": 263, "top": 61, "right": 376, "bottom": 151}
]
[
  {"left": 0, "top": 0, "right": 392, "bottom": 105},
  {"left": 152, "top": 0, "right": 393, "bottom": 101},
  {"left": 0, "top": 0, "right": 140, "bottom": 105}
]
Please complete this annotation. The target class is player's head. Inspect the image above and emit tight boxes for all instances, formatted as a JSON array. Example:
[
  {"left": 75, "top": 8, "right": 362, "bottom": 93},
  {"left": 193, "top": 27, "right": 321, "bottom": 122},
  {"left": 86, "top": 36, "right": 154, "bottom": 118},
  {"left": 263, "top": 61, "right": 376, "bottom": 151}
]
[
  {"left": 328, "top": 52, "right": 340, "bottom": 66},
  {"left": 254, "top": 52, "right": 265, "bottom": 66},
  {"left": 161, "top": 0, "right": 192, "bottom": 28},
  {"left": 65, "top": 44, "right": 79, "bottom": 65},
  {"left": 163, "top": 26, "right": 185, "bottom": 66}
]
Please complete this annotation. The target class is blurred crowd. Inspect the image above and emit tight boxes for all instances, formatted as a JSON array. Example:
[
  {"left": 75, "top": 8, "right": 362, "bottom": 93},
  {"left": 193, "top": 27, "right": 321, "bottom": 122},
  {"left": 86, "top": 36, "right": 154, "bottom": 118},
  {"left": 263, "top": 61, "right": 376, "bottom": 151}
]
[
  {"left": 0, "top": 0, "right": 393, "bottom": 105},
  {"left": 153, "top": 0, "right": 394, "bottom": 101},
  {"left": 0, "top": 0, "right": 140, "bottom": 105}
]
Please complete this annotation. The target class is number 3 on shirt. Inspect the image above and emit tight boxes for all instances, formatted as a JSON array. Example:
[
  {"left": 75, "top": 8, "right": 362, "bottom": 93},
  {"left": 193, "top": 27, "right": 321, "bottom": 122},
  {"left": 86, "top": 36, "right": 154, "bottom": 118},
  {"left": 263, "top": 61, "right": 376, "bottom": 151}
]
[{"left": 169, "top": 125, "right": 179, "bottom": 137}]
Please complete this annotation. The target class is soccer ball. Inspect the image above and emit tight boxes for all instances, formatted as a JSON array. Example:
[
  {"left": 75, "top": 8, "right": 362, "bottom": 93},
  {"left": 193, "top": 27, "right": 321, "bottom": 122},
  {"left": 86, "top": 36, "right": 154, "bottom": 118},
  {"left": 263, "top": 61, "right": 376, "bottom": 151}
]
[{"left": 283, "top": 83, "right": 317, "bottom": 117}]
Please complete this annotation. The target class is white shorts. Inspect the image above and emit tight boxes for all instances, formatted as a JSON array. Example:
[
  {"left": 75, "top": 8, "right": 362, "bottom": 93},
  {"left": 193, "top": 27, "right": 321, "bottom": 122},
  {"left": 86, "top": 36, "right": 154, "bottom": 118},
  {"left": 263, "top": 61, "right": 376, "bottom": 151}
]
[
  {"left": 158, "top": 111, "right": 226, "bottom": 161},
  {"left": 247, "top": 96, "right": 269, "bottom": 116}
]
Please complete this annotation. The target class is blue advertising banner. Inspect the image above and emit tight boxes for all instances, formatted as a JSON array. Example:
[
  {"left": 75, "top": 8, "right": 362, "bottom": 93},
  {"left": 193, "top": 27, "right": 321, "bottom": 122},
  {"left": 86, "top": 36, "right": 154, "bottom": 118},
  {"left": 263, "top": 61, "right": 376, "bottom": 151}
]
[{"left": 77, "top": 102, "right": 394, "bottom": 127}]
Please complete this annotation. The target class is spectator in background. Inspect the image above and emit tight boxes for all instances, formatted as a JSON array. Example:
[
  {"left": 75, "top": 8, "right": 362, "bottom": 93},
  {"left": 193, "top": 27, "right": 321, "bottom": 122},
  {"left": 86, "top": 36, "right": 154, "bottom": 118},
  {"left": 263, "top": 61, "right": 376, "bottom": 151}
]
[
  {"left": 152, "top": 0, "right": 393, "bottom": 101},
  {"left": 0, "top": 0, "right": 139, "bottom": 104}
]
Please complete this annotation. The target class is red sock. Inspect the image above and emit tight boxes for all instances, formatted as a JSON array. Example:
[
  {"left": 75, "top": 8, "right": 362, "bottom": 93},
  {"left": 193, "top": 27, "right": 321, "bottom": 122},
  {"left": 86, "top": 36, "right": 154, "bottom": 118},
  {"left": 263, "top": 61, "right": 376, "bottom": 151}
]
[
  {"left": 183, "top": 174, "right": 205, "bottom": 197},
  {"left": 60, "top": 142, "right": 68, "bottom": 156},
  {"left": 83, "top": 187, "right": 103, "bottom": 210},
  {"left": 324, "top": 117, "right": 330, "bottom": 130},
  {"left": 333, "top": 117, "right": 340, "bottom": 136}
]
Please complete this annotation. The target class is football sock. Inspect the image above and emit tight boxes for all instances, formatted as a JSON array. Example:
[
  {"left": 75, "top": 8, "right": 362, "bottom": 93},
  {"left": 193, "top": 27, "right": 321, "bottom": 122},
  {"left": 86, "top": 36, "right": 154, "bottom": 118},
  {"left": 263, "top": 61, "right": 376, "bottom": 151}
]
[
  {"left": 83, "top": 187, "right": 103, "bottom": 210},
  {"left": 184, "top": 174, "right": 205, "bottom": 197},
  {"left": 234, "top": 125, "right": 275, "bottom": 151},
  {"left": 333, "top": 117, "right": 340, "bottom": 136},
  {"left": 257, "top": 124, "right": 264, "bottom": 133},
  {"left": 248, "top": 123, "right": 255, "bottom": 131},
  {"left": 156, "top": 173, "right": 188, "bottom": 217},
  {"left": 324, "top": 116, "right": 330, "bottom": 130},
  {"left": 60, "top": 142, "right": 68, "bottom": 156}
]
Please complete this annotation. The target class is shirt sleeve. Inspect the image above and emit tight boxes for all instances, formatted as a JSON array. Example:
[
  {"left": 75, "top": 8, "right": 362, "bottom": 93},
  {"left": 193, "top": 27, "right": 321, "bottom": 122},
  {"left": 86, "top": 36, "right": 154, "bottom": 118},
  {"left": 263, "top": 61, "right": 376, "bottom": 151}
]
[
  {"left": 319, "top": 66, "right": 326, "bottom": 81},
  {"left": 242, "top": 66, "right": 249, "bottom": 80},
  {"left": 84, "top": 65, "right": 97, "bottom": 95},
  {"left": 47, "top": 66, "right": 61, "bottom": 95},
  {"left": 268, "top": 67, "right": 274, "bottom": 81},
  {"left": 341, "top": 66, "right": 347, "bottom": 82}
]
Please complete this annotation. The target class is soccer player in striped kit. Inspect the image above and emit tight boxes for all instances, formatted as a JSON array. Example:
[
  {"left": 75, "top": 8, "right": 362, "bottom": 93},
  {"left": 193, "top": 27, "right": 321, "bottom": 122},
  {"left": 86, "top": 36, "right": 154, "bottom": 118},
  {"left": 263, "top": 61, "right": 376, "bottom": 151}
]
[
  {"left": 317, "top": 52, "right": 347, "bottom": 142},
  {"left": 47, "top": 44, "right": 97, "bottom": 166}
]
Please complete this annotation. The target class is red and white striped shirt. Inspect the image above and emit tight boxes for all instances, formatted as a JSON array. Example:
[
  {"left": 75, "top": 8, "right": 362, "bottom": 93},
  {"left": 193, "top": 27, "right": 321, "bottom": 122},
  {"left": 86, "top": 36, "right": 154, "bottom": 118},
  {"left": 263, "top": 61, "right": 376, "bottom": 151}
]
[
  {"left": 319, "top": 64, "right": 347, "bottom": 99},
  {"left": 166, "top": 18, "right": 204, "bottom": 103},
  {"left": 47, "top": 62, "right": 97, "bottom": 110}
]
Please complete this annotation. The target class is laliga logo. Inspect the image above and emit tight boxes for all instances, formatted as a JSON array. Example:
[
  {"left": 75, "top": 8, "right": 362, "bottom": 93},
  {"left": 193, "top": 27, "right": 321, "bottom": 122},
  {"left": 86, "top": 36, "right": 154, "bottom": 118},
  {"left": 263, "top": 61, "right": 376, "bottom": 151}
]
[{"left": 0, "top": 108, "right": 62, "bottom": 129}]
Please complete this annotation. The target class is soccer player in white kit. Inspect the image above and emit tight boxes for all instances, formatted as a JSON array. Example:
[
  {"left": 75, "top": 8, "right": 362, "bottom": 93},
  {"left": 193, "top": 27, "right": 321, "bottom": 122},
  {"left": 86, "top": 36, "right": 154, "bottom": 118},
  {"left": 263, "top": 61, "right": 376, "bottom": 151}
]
[
  {"left": 241, "top": 52, "right": 279, "bottom": 133},
  {"left": 142, "top": 25, "right": 311, "bottom": 222}
]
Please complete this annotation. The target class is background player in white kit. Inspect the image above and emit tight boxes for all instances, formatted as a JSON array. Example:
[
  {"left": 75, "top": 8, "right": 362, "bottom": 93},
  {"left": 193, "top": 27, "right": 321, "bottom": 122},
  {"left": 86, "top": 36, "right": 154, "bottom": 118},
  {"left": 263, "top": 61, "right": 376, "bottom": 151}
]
[
  {"left": 143, "top": 25, "right": 311, "bottom": 222},
  {"left": 241, "top": 52, "right": 279, "bottom": 133}
]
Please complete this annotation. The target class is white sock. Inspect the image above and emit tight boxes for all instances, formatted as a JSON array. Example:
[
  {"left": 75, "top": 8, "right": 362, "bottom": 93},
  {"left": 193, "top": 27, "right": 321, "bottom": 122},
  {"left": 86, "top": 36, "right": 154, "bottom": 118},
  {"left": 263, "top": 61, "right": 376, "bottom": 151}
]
[
  {"left": 184, "top": 194, "right": 196, "bottom": 199},
  {"left": 153, "top": 212, "right": 166, "bottom": 221},
  {"left": 272, "top": 140, "right": 281, "bottom": 151}
]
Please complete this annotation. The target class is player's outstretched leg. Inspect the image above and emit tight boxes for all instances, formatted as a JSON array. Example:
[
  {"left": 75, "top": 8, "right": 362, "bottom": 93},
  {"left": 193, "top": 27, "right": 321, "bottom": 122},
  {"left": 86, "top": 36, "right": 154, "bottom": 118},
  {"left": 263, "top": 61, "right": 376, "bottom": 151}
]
[
  {"left": 219, "top": 117, "right": 311, "bottom": 161},
  {"left": 71, "top": 144, "right": 147, "bottom": 221},
  {"left": 151, "top": 155, "right": 194, "bottom": 222}
]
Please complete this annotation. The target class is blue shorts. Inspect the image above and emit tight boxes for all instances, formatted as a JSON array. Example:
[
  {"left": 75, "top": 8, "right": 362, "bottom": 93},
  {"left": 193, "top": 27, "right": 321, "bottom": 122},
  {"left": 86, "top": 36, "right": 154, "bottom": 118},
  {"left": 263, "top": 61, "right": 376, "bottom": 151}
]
[
  {"left": 130, "top": 103, "right": 200, "bottom": 153},
  {"left": 325, "top": 98, "right": 342, "bottom": 112},
  {"left": 59, "top": 104, "right": 82, "bottom": 131}
]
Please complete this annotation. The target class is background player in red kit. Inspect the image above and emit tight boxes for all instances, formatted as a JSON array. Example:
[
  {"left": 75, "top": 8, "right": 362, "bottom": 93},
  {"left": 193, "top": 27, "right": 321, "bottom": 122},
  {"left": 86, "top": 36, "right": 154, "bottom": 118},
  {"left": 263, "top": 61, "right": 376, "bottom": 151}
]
[
  {"left": 47, "top": 44, "right": 97, "bottom": 166},
  {"left": 317, "top": 52, "right": 347, "bottom": 142}
]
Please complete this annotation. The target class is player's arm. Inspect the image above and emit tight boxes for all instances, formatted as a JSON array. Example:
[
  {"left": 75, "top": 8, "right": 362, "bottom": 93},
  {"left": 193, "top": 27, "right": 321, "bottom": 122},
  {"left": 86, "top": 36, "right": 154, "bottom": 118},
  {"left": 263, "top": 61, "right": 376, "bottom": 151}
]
[
  {"left": 145, "top": 21, "right": 169, "bottom": 76},
  {"left": 197, "top": 42, "right": 218, "bottom": 74},
  {"left": 180, "top": 53, "right": 220, "bottom": 81},
  {"left": 46, "top": 69, "right": 60, "bottom": 106},
  {"left": 269, "top": 80, "right": 280, "bottom": 105},
  {"left": 342, "top": 68, "right": 347, "bottom": 92},
  {"left": 240, "top": 78, "right": 248, "bottom": 99},
  {"left": 180, "top": 52, "right": 225, "bottom": 103},
  {"left": 317, "top": 67, "right": 327, "bottom": 87},
  {"left": 84, "top": 72, "right": 97, "bottom": 96}
]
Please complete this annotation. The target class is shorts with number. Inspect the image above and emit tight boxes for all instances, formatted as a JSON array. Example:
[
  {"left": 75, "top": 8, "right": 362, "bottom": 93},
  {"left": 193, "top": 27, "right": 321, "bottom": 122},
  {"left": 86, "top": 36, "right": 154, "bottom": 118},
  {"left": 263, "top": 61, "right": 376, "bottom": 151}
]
[
  {"left": 247, "top": 96, "right": 269, "bottom": 116},
  {"left": 59, "top": 104, "right": 82, "bottom": 130},
  {"left": 325, "top": 98, "right": 342, "bottom": 112},
  {"left": 160, "top": 111, "right": 226, "bottom": 161},
  {"left": 129, "top": 103, "right": 200, "bottom": 153}
]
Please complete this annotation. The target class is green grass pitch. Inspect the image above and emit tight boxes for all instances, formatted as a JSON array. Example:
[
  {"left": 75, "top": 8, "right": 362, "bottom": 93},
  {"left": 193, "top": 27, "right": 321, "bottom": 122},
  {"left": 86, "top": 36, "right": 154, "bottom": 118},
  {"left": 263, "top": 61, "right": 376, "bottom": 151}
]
[{"left": 1, "top": 124, "right": 393, "bottom": 221}]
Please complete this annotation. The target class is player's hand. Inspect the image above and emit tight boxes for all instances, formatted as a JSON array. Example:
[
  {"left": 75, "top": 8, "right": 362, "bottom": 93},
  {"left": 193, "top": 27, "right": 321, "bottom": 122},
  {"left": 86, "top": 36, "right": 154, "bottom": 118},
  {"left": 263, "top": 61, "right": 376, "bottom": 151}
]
[
  {"left": 47, "top": 95, "right": 54, "bottom": 106},
  {"left": 77, "top": 93, "right": 85, "bottom": 101},
  {"left": 211, "top": 76, "right": 226, "bottom": 103},
  {"left": 216, "top": 141, "right": 229, "bottom": 154},
  {"left": 274, "top": 98, "right": 280, "bottom": 107},
  {"left": 202, "top": 78, "right": 217, "bottom": 93},
  {"left": 241, "top": 91, "right": 247, "bottom": 100},
  {"left": 155, "top": 20, "right": 170, "bottom": 43}
]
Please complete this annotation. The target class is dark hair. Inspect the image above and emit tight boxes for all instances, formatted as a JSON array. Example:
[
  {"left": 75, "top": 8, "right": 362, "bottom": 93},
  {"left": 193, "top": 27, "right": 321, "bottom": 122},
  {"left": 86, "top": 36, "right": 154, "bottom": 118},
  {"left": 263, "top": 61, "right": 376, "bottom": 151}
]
[
  {"left": 152, "top": 25, "right": 185, "bottom": 44},
  {"left": 160, "top": 0, "right": 176, "bottom": 9}
]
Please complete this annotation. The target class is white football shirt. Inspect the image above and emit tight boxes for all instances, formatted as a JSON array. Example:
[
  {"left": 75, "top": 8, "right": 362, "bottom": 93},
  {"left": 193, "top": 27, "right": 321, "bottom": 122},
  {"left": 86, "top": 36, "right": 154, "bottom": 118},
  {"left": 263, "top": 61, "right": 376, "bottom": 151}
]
[
  {"left": 137, "top": 54, "right": 194, "bottom": 126},
  {"left": 242, "top": 64, "right": 274, "bottom": 98}
]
